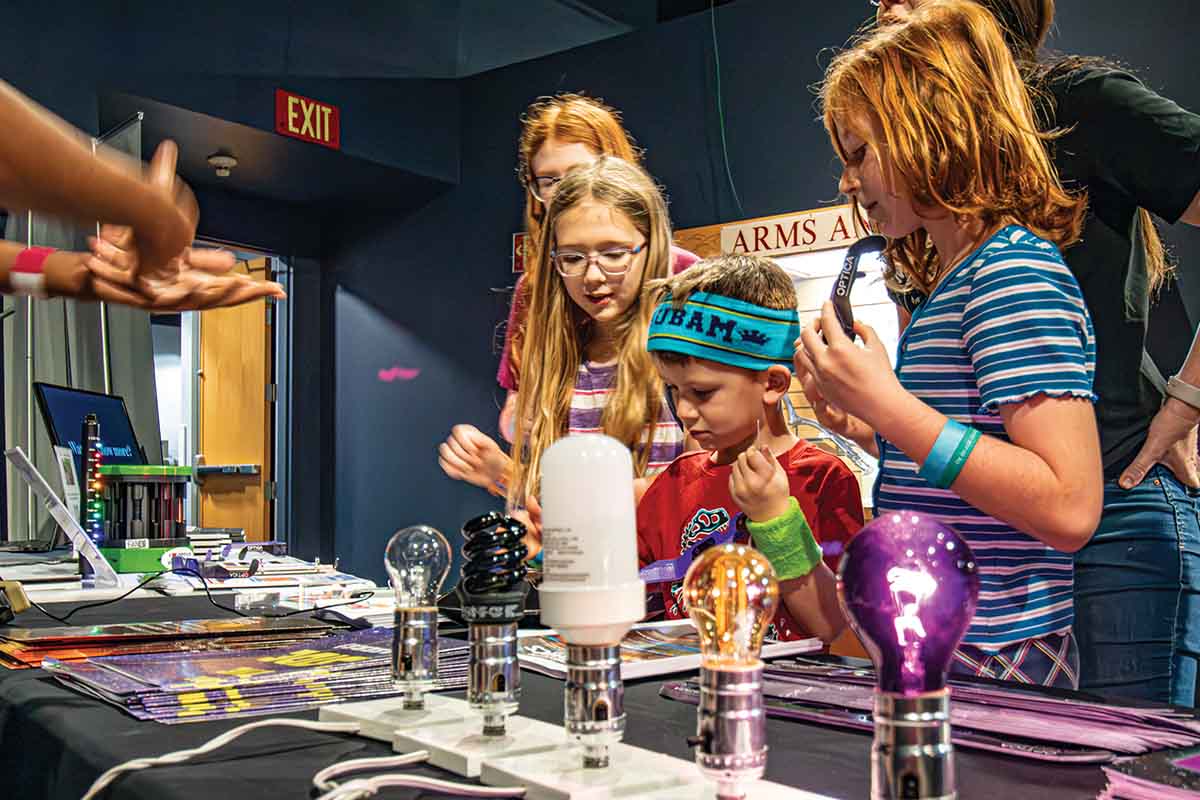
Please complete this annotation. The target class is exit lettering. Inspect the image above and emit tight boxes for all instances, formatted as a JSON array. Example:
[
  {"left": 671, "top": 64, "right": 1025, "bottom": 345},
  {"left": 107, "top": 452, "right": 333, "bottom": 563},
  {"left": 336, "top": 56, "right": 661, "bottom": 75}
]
[{"left": 275, "top": 89, "right": 341, "bottom": 150}]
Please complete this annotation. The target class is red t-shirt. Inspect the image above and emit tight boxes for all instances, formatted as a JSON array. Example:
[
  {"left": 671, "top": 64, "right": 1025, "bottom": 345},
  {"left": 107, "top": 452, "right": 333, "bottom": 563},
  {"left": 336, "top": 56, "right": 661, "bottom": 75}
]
[{"left": 636, "top": 440, "right": 864, "bottom": 640}]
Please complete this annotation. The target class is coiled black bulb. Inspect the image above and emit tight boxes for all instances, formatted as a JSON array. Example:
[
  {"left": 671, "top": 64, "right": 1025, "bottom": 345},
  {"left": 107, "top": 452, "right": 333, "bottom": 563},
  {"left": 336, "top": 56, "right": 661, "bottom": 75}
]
[
  {"left": 457, "top": 510, "right": 531, "bottom": 735},
  {"left": 460, "top": 511, "right": 528, "bottom": 595}
]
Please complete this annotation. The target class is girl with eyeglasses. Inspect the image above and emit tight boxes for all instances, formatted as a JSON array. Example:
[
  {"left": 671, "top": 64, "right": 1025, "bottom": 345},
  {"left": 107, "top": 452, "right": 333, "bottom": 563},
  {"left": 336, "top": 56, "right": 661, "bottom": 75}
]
[
  {"left": 497, "top": 94, "right": 698, "bottom": 442},
  {"left": 439, "top": 157, "right": 687, "bottom": 556},
  {"left": 869, "top": 0, "right": 1200, "bottom": 706}
]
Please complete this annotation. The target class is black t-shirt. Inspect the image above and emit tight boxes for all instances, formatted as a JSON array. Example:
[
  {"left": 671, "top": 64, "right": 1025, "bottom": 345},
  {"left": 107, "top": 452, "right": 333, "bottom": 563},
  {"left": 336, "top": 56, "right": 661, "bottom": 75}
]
[
  {"left": 892, "top": 67, "right": 1200, "bottom": 480},
  {"left": 1046, "top": 66, "right": 1200, "bottom": 479}
]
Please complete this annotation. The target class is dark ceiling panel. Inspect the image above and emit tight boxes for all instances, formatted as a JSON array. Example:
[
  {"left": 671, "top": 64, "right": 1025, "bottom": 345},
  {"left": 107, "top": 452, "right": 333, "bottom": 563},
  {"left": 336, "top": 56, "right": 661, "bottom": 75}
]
[{"left": 98, "top": 92, "right": 452, "bottom": 214}]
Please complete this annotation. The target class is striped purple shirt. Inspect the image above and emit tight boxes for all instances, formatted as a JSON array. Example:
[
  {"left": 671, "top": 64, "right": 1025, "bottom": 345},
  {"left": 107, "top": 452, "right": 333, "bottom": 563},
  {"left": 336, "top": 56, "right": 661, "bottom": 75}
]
[{"left": 569, "top": 361, "right": 684, "bottom": 475}]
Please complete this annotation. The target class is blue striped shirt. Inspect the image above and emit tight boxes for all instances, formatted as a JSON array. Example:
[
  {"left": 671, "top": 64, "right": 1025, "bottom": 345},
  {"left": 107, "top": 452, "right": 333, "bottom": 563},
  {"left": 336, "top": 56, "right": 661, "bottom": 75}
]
[{"left": 874, "top": 225, "right": 1097, "bottom": 652}]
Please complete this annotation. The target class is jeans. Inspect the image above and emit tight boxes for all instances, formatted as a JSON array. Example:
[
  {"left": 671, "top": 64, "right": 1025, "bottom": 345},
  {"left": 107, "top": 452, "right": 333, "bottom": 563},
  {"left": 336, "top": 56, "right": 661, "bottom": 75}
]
[{"left": 1074, "top": 465, "right": 1200, "bottom": 706}]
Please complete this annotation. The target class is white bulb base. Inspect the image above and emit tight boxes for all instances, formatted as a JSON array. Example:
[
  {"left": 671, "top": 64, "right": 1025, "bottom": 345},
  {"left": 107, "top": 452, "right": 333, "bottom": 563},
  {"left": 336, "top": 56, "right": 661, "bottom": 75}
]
[
  {"left": 392, "top": 606, "right": 439, "bottom": 709},
  {"left": 467, "top": 621, "right": 522, "bottom": 735},
  {"left": 564, "top": 643, "right": 626, "bottom": 769},
  {"left": 692, "top": 663, "right": 767, "bottom": 800},
  {"left": 871, "top": 689, "right": 956, "bottom": 800}
]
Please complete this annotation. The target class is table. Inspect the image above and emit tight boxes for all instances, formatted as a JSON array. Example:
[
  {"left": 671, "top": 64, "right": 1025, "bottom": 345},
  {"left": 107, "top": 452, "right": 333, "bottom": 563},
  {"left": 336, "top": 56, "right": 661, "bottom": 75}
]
[{"left": 0, "top": 596, "right": 1109, "bottom": 799}]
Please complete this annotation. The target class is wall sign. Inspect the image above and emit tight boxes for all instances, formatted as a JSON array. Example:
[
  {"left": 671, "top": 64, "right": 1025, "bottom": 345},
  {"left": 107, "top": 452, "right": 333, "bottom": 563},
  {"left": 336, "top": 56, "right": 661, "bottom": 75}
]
[
  {"left": 512, "top": 233, "right": 528, "bottom": 274},
  {"left": 720, "top": 204, "right": 867, "bottom": 257},
  {"left": 275, "top": 89, "right": 340, "bottom": 150}
]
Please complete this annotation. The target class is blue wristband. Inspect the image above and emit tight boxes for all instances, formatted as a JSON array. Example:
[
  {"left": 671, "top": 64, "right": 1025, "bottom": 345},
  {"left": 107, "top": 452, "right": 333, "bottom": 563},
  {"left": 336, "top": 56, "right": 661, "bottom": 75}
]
[{"left": 919, "top": 419, "right": 978, "bottom": 489}]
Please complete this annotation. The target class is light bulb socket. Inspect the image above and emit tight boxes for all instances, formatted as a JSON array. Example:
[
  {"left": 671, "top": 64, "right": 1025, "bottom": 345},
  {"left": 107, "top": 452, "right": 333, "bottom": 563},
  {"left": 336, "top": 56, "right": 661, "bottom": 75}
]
[
  {"left": 693, "top": 663, "right": 767, "bottom": 798},
  {"left": 564, "top": 643, "right": 625, "bottom": 768},
  {"left": 465, "top": 619, "right": 521, "bottom": 735},
  {"left": 392, "top": 606, "right": 439, "bottom": 708},
  {"left": 871, "top": 689, "right": 955, "bottom": 800}
]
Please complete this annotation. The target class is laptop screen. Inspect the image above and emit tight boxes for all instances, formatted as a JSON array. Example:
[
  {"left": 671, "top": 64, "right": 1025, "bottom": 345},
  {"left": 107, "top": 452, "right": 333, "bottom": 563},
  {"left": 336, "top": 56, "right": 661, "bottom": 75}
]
[{"left": 33, "top": 382, "right": 145, "bottom": 479}]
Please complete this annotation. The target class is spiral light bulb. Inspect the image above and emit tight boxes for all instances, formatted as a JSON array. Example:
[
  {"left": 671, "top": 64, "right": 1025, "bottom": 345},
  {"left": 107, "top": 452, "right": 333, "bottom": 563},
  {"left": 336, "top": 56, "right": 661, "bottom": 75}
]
[
  {"left": 837, "top": 510, "right": 979, "bottom": 800},
  {"left": 384, "top": 525, "right": 451, "bottom": 709},
  {"left": 682, "top": 543, "right": 778, "bottom": 800}
]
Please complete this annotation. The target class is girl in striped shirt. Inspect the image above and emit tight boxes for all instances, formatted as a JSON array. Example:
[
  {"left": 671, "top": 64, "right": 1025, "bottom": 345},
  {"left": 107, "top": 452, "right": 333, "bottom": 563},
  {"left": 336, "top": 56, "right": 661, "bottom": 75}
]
[
  {"left": 439, "top": 156, "right": 686, "bottom": 556},
  {"left": 794, "top": 0, "right": 1103, "bottom": 687}
]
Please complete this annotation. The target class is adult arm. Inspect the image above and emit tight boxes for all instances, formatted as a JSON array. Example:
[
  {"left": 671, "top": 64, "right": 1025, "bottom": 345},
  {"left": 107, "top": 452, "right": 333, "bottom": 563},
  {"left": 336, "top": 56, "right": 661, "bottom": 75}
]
[{"left": 0, "top": 82, "right": 194, "bottom": 278}]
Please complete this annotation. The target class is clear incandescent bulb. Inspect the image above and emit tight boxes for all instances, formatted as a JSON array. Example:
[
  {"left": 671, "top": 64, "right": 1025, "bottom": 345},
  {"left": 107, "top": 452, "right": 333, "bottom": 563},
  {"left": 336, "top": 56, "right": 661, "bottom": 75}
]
[
  {"left": 384, "top": 525, "right": 451, "bottom": 610},
  {"left": 837, "top": 511, "right": 979, "bottom": 695},
  {"left": 683, "top": 543, "right": 779, "bottom": 668}
]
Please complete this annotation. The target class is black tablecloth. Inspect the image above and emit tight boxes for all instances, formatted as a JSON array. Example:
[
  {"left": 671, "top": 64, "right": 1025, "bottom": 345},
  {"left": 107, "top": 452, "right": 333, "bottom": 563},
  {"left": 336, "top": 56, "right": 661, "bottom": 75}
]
[{"left": 0, "top": 596, "right": 1108, "bottom": 799}]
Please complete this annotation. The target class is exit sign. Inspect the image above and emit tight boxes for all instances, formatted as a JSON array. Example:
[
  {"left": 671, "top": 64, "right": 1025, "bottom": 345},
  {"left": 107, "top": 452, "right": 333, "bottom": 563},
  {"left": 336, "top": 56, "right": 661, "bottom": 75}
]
[{"left": 275, "top": 89, "right": 340, "bottom": 150}]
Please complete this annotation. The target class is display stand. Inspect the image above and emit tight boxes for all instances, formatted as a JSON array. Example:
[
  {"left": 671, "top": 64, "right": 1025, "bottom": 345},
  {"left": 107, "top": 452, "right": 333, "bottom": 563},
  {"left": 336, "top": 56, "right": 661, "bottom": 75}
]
[{"left": 4, "top": 447, "right": 136, "bottom": 589}]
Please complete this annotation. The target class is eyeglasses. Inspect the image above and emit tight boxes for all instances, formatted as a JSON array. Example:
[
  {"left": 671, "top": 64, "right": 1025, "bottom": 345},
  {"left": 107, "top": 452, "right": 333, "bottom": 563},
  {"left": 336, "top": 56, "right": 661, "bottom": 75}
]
[
  {"left": 528, "top": 175, "right": 563, "bottom": 203},
  {"left": 551, "top": 243, "right": 646, "bottom": 278}
]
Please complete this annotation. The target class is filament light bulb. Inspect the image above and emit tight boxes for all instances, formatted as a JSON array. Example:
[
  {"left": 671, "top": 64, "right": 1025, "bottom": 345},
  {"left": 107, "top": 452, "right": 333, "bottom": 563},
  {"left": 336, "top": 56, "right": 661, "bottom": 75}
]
[
  {"left": 384, "top": 525, "right": 451, "bottom": 709},
  {"left": 385, "top": 525, "right": 451, "bottom": 609},
  {"left": 682, "top": 543, "right": 778, "bottom": 799},
  {"left": 837, "top": 510, "right": 979, "bottom": 800},
  {"left": 683, "top": 544, "right": 778, "bottom": 669}
]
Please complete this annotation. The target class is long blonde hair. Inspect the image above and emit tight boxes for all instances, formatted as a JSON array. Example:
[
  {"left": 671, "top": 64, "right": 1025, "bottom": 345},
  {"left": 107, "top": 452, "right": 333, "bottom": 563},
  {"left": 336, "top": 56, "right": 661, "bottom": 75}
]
[
  {"left": 509, "top": 94, "right": 643, "bottom": 382},
  {"left": 509, "top": 156, "right": 671, "bottom": 506},
  {"left": 824, "top": 0, "right": 1086, "bottom": 296}
]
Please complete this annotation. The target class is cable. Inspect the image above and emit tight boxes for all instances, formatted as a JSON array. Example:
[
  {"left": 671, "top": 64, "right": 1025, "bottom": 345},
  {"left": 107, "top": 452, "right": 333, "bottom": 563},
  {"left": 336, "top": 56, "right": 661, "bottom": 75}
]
[
  {"left": 710, "top": 0, "right": 744, "bottom": 216},
  {"left": 26, "top": 567, "right": 375, "bottom": 624},
  {"left": 312, "top": 752, "right": 430, "bottom": 792},
  {"left": 80, "top": 718, "right": 361, "bottom": 800},
  {"left": 312, "top": 750, "right": 526, "bottom": 800},
  {"left": 27, "top": 570, "right": 172, "bottom": 624}
]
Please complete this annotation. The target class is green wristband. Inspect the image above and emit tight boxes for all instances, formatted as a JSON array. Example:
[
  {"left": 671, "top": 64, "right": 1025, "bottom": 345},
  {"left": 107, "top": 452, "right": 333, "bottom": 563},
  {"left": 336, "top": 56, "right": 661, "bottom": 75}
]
[{"left": 745, "top": 496, "right": 823, "bottom": 581}]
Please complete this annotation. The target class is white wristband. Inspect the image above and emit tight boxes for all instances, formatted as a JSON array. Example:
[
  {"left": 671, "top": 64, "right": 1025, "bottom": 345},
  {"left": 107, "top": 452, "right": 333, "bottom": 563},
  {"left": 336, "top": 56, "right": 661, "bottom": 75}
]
[{"left": 1166, "top": 375, "right": 1200, "bottom": 412}]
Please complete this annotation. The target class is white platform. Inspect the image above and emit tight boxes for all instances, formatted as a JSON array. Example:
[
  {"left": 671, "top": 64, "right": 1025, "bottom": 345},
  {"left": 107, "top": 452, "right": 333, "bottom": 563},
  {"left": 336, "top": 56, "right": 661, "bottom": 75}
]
[
  {"left": 480, "top": 743, "right": 828, "bottom": 800},
  {"left": 394, "top": 713, "right": 563, "bottom": 777},
  {"left": 326, "top": 696, "right": 834, "bottom": 800},
  {"left": 318, "top": 695, "right": 468, "bottom": 742}
]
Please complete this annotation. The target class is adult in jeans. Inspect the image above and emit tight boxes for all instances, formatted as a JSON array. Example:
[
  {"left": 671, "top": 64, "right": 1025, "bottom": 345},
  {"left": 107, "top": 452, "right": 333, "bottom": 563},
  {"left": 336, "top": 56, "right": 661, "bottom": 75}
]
[{"left": 854, "top": 0, "right": 1200, "bottom": 704}]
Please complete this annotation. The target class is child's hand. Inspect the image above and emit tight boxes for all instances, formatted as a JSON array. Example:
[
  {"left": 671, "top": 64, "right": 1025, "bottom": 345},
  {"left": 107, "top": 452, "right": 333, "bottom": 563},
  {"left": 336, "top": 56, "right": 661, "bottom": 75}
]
[
  {"left": 730, "top": 445, "right": 791, "bottom": 523},
  {"left": 508, "top": 494, "right": 543, "bottom": 560},
  {"left": 438, "top": 425, "right": 509, "bottom": 490},
  {"left": 795, "top": 300, "right": 903, "bottom": 428}
]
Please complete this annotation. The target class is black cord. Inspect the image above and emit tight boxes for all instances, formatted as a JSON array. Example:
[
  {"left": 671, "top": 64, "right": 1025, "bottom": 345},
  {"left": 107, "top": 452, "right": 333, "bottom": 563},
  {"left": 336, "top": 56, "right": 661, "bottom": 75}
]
[{"left": 26, "top": 568, "right": 375, "bottom": 625}]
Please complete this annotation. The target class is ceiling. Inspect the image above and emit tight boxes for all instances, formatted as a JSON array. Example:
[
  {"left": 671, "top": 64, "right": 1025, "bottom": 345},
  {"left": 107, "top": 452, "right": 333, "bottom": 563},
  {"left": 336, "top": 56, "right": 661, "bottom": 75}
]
[{"left": 98, "top": 93, "right": 449, "bottom": 214}]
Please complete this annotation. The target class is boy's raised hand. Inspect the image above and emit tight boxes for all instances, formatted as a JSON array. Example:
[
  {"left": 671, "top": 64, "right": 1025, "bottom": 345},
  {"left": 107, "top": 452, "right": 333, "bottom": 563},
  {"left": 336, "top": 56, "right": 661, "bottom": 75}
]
[{"left": 730, "top": 445, "right": 791, "bottom": 523}]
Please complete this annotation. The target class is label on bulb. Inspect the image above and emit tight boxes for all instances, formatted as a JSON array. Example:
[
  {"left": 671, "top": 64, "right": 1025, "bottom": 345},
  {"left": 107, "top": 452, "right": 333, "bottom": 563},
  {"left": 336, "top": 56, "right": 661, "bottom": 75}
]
[{"left": 541, "top": 525, "right": 592, "bottom": 584}]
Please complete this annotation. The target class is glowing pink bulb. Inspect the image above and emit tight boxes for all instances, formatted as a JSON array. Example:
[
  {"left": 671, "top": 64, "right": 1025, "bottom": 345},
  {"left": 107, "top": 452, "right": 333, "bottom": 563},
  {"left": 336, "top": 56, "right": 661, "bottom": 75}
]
[{"left": 837, "top": 511, "right": 979, "bottom": 695}]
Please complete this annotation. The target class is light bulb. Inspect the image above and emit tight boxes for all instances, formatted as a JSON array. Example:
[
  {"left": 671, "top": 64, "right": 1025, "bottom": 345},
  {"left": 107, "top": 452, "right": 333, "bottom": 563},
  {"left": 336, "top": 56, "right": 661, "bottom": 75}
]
[
  {"left": 384, "top": 525, "right": 451, "bottom": 709},
  {"left": 385, "top": 525, "right": 450, "bottom": 608},
  {"left": 684, "top": 543, "right": 779, "bottom": 668},
  {"left": 837, "top": 510, "right": 979, "bottom": 800},
  {"left": 682, "top": 543, "right": 778, "bottom": 799},
  {"left": 539, "top": 434, "right": 645, "bottom": 769},
  {"left": 456, "top": 511, "right": 528, "bottom": 736}
]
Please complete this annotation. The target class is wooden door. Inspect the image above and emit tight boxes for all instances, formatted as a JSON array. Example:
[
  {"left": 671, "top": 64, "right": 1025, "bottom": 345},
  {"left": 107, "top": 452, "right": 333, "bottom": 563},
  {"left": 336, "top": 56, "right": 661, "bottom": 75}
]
[{"left": 197, "top": 258, "right": 273, "bottom": 541}]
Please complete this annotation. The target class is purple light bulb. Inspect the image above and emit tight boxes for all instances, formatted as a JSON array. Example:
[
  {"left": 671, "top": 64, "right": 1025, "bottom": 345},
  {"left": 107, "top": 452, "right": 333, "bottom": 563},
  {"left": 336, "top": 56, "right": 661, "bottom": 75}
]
[{"left": 838, "top": 510, "right": 979, "bottom": 696}]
